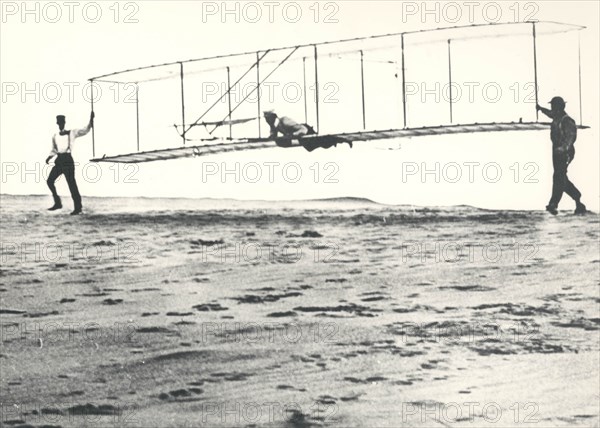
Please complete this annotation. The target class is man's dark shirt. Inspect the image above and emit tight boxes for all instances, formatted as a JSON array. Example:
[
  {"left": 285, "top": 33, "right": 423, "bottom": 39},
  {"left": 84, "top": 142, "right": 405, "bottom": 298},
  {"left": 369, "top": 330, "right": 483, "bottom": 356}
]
[{"left": 550, "top": 113, "right": 577, "bottom": 155}]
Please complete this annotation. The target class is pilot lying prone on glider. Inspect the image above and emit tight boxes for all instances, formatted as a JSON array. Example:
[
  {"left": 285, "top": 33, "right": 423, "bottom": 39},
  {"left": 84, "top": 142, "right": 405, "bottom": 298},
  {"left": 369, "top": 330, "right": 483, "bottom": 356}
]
[{"left": 263, "top": 110, "right": 352, "bottom": 152}]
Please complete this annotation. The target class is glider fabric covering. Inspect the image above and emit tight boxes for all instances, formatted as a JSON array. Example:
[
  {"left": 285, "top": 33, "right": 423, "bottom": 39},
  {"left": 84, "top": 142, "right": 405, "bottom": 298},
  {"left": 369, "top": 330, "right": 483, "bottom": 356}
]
[{"left": 90, "top": 121, "right": 588, "bottom": 164}]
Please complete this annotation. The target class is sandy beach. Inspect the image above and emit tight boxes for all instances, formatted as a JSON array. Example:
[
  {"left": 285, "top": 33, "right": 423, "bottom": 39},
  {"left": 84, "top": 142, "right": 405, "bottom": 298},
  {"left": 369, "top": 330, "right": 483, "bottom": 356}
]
[{"left": 1, "top": 194, "right": 598, "bottom": 427}]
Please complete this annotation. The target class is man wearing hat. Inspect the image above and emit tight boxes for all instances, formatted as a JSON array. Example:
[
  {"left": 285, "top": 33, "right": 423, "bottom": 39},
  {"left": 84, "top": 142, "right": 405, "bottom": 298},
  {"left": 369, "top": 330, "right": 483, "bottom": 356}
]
[
  {"left": 45, "top": 112, "right": 94, "bottom": 215},
  {"left": 263, "top": 110, "right": 350, "bottom": 151},
  {"left": 263, "top": 110, "right": 314, "bottom": 139},
  {"left": 537, "top": 97, "right": 586, "bottom": 215}
]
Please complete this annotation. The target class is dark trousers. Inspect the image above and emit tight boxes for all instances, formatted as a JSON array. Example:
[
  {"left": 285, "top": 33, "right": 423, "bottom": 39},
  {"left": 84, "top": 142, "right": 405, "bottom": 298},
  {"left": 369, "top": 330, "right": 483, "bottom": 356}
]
[
  {"left": 274, "top": 136, "right": 338, "bottom": 152},
  {"left": 549, "top": 148, "right": 581, "bottom": 207},
  {"left": 301, "top": 139, "right": 337, "bottom": 152},
  {"left": 301, "top": 136, "right": 348, "bottom": 152},
  {"left": 47, "top": 153, "right": 81, "bottom": 210}
]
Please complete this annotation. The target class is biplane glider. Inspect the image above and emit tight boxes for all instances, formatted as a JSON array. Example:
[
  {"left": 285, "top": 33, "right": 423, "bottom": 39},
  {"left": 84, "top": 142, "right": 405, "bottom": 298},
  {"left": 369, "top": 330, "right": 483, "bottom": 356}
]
[{"left": 89, "top": 21, "right": 589, "bottom": 164}]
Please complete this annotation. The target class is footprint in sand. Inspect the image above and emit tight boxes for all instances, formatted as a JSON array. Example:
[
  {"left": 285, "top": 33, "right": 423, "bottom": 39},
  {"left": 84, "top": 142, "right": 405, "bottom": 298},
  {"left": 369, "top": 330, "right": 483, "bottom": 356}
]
[
  {"left": 232, "top": 291, "right": 302, "bottom": 304},
  {"left": 285, "top": 409, "right": 312, "bottom": 426},
  {"left": 315, "top": 395, "right": 337, "bottom": 406},
  {"left": 325, "top": 278, "right": 347, "bottom": 283},
  {"left": 158, "top": 387, "right": 203, "bottom": 401},
  {"left": 131, "top": 287, "right": 161, "bottom": 293},
  {"left": 440, "top": 284, "right": 496, "bottom": 292},
  {"left": 276, "top": 384, "right": 295, "bottom": 390},
  {"left": 25, "top": 310, "right": 60, "bottom": 318},
  {"left": 0, "top": 309, "right": 27, "bottom": 315},
  {"left": 293, "top": 303, "right": 382, "bottom": 318},
  {"left": 551, "top": 317, "right": 600, "bottom": 331},
  {"left": 210, "top": 371, "right": 252, "bottom": 381},
  {"left": 340, "top": 392, "right": 364, "bottom": 402},
  {"left": 360, "top": 291, "right": 389, "bottom": 302},
  {"left": 66, "top": 403, "right": 121, "bottom": 416},
  {"left": 343, "top": 376, "right": 387, "bottom": 384},
  {"left": 137, "top": 326, "right": 179, "bottom": 335},
  {"left": 78, "top": 291, "right": 109, "bottom": 297},
  {"left": 192, "top": 303, "right": 228, "bottom": 311},
  {"left": 267, "top": 311, "right": 298, "bottom": 318},
  {"left": 392, "top": 379, "right": 413, "bottom": 385}
]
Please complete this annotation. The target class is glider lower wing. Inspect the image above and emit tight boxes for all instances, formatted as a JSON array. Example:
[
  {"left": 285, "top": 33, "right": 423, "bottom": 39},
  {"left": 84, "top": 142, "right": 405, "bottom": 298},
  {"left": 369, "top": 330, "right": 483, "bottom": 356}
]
[
  {"left": 90, "top": 122, "right": 589, "bottom": 164},
  {"left": 323, "top": 121, "right": 590, "bottom": 141},
  {"left": 91, "top": 139, "right": 280, "bottom": 163}
]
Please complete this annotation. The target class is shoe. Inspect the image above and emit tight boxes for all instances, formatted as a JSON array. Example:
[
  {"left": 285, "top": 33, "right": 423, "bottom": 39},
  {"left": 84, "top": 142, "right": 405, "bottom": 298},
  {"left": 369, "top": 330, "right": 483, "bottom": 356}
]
[
  {"left": 574, "top": 202, "right": 587, "bottom": 215},
  {"left": 47, "top": 204, "right": 62, "bottom": 211},
  {"left": 545, "top": 205, "right": 558, "bottom": 215},
  {"left": 70, "top": 208, "right": 82, "bottom": 215}
]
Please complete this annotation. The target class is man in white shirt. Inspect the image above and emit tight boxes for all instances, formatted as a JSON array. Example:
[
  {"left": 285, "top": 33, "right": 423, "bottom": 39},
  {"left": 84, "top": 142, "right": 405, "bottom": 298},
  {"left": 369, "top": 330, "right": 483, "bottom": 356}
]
[
  {"left": 263, "top": 110, "right": 313, "bottom": 139},
  {"left": 46, "top": 112, "right": 94, "bottom": 215},
  {"left": 263, "top": 110, "right": 351, "bottom": 151}
]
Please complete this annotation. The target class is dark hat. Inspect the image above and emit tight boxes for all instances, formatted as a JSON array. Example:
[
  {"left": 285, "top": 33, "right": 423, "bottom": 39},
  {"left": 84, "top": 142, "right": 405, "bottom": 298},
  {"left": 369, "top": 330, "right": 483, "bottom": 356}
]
[
  {"left": 549, "top": 97, "right": 566, "bottom": 108},
  {"left": 263, "top": 110, "right": 277, "bottom": 117},
  {"left": 56, "top": 115, "right": 66, "bottom": 121}
]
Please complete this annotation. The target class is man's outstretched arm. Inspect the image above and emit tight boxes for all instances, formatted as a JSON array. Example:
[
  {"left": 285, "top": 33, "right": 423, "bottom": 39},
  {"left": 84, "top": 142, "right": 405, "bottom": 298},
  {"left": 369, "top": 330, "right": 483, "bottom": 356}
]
[
  {"left": 73, "top": 111, "right": 95, "bottom": 138},
  {"left": 536, "top": 104, "right": 553, "bottom": 119}
]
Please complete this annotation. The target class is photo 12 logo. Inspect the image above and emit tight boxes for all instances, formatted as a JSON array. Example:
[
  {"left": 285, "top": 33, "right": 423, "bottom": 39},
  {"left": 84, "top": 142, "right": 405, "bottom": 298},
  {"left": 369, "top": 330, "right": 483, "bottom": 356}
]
[
  {"left": 0, "top": 241, "right": 140, "bottom": 265},
  {"left": 400, "top": 162, "right": 540, "bottom": 184},
  {"left": 191, "top": 400, "right": 338, "bottom": 425},
  {"left": 400, "top": 240, "right": 540, "bottom": 264},
  {"left": 1, "top": 81, "right": 136, "bottom": 105},
  {"left": 400, "top": 1, "right": 539, "bottom": 24},
  {"left": 1, "top": 1, "right": 140, "bottom": 24},
  {"left": 405, "top": 81, "right": 538, "bottom": 106},
  {"left": 0, "top": 401, "right": 139, "bottom": 425},
  {"left": 200, "top": 321, "right": 339, "bottom": 344},
  {"left": 194, "top": 241, "right": 339, "bottom": 263},
  {"left": 200, "top": 80, "right": 339, "bottom": 105},
  {"left": 199, "top": 161, "right": 339, "bottom": 184},
  {"left": 2, "top": 162, "right": 139, "bottom": 185},
  {"left": 1, "top": 321, "right": 138, "bottom": 346},
  {"left": 400, "top": 401, "right": 540, "bottom": 424},
  {"left": 200, "top": 2, "right": 340, "bottom": 24}
]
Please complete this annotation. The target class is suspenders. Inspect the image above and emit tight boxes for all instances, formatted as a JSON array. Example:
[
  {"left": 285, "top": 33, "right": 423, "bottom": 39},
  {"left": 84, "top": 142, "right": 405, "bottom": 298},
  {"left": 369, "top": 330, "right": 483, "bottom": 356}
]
[{"left": 55, "top": 131, "right": 71, "bottom": 154}]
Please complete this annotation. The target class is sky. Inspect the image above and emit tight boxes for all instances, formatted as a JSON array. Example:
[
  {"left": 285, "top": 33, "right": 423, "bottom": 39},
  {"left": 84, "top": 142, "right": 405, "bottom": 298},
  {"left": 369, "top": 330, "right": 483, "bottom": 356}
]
[{"left": 1, "top": 1, "right": 599, "bottom": 210}]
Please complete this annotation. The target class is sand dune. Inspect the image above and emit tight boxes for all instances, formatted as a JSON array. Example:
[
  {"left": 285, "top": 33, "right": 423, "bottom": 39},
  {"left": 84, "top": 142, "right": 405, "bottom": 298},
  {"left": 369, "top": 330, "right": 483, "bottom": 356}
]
[{"left": 1, "top": 195, "right": 598, "bottom": 427}]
